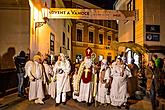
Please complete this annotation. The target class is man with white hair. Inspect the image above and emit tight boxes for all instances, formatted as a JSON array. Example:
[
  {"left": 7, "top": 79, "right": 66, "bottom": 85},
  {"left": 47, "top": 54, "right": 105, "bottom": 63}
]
[
  {"left": 74, "top": 47, "right": 96, "bottom": 106},
  {"left": 53, "top": 53, "right": 71, "bottom": 106},
  {"left": 96, "top": 59, "right": 111, "bottom": 105}
]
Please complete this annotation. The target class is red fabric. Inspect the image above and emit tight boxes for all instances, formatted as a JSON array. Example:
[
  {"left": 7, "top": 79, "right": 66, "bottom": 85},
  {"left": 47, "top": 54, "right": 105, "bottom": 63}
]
[
  {"left": 81, "top": 67, "right": 92, "bottom": 83},
  {"left": 85, "top": 47, "right": 93, "bottom": 57}
]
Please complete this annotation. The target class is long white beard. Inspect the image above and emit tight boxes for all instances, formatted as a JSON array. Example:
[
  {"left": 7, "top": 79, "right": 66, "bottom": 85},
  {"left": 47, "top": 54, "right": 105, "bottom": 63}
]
[{"left": 85, "top": 58, "right": 92, "bottom": 68}]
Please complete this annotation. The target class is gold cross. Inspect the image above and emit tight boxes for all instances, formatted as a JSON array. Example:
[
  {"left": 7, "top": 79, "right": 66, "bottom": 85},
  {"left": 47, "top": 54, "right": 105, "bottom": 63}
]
[
  {"left": 84, "top": 68, "right": 89, "bottom": 78},
  {"left": 87, "top": 49, "right": 90, "bottom": 54}
]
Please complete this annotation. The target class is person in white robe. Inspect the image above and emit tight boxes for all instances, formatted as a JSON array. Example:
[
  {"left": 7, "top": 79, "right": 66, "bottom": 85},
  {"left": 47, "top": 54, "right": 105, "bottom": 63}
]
[
  {"left": 26, "top": 55, "right": 45, "bottom": 104},
  {"left": 72, "top": 63, "right": 80, "bottom": 100},
  {"left": 24, "top": 60, "right": 33, "bottom": 95},
  {"left": 24, "top": 60, "right": 33, "bottom": 78},
  {"left": 53, "top": 53, "right": 71, "bottom": 105},
  {"left": 96, "top": 59, "right": 111, "bottom": 105},
  {"left": 42, "top": 59, "right": 54, "bottom": 96},
  {"left": 74, "top": 47, "right": 97, "bottom": 105},
  {"left": 48, "top": 64, "right": 56, "bottom": 99},
  {"left": 110, "top": 57, "right": 132, "bottom": 108}
]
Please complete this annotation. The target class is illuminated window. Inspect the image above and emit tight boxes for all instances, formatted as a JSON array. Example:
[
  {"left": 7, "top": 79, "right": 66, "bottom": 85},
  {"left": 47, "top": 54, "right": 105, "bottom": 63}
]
[
  {"left": 77, "top": 29, "right": 82, "bottom": 42},
  {"left": 89, "top": 32, "right": 93, "bottom": 43},
  {"left": 99, "top": 34, "right": 103, "bottom": 44},
  {"left": 88, "top": 26, "right": 95, "bottom": 43},
  {"left": 107, "top": 36, "right": 111, "bottom": 46},
  {"left": 76, "top": 23, "right": 84, "bottom": 42}
]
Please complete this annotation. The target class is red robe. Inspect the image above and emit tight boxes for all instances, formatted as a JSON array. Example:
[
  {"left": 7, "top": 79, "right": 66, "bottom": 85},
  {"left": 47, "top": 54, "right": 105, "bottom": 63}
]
[{"left": 81, "top": 67, "right": 92, "bottom": 83}]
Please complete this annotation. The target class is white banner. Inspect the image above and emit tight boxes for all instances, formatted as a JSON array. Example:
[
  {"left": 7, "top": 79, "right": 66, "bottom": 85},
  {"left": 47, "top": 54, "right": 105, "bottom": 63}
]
[{"left": 48, "top": 8, "right": 136, "bottom": 21}]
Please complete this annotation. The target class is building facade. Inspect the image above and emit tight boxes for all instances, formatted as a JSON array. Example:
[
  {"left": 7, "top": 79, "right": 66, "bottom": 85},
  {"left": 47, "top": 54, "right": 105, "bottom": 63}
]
[
  {"left": 64, "top": 0, "right": 118, "bottom": 63},
  {"left": 0, "top": 0, "right": 72, "bottom": 69},
  {"left": 115, "top": 0, "right": 165, "bottom": 64},
  {"left": 0, "top": 0, "right": 30, "bottom": 69},
  {"left": 29, "top": 0, "right": 72, "bottom": 60}
]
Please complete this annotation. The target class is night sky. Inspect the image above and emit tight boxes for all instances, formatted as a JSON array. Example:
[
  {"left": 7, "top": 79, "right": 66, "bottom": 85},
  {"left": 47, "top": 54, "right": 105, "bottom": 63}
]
[{"left": 84, "top": 0, "right": 116, "bottom": 9}]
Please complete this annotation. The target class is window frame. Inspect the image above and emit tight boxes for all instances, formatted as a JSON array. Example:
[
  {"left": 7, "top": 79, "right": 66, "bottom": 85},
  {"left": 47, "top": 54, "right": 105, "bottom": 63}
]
[
  {"left": 63, "top": 32, "right": 65, "bottom": 46},
  {"left": 76, "top": 29, "right": 83, "bottom": 42},
  {"left": 89, "top": 31, "right": 94, "bottom": 43},
  {"left": 99, "top": 34, "right": 103, "bottom": 44},
  {"left": 67, "top": 37, "right": 70, "bottom": 50},
  {"left": 76, "top": 23, "right": 84, "bottom": 42}
]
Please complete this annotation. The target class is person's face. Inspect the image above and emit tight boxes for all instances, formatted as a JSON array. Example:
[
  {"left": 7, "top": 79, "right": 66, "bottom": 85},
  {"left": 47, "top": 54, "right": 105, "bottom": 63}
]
[
  {"left": 35, "top": 59, "right": 40, "bottom": 63},
  {"left": 116, "top": 59, "right": 121, "bottom": 65},
  {"left": 43, "top": 60, "right": 47, "bottom": 64},
  {"left": 86, "top": 56, "right": 91, "bottom": 59},
  {"left": 58, "top": 56, "right": 62, "bottom": 61},
  {"left": 152, "top": 56, "right": 156, "bottom": 60},
  {"left": 148, "top": 61, "right": 154, "bottom": 67},
  {"left": 58, "top": 55, "right": 64, "bottom": 61}
]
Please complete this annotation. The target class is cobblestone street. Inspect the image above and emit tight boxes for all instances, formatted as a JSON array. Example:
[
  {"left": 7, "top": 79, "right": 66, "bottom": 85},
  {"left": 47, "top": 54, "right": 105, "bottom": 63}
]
[{"left": 0, "top": 93, "right": 153, "bottom": 110}]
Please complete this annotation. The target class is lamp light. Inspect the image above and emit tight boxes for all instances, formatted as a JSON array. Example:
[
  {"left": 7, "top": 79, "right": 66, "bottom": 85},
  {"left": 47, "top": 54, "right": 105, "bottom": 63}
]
[{"left": 35, "top": 2, "right": 49, "bottom": 28}]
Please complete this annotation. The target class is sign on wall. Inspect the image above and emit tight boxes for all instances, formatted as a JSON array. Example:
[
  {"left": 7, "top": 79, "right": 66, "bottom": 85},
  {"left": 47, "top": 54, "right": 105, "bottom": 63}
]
[
  {"left": 48, "top": 8, "right": 136, "bottom": 21},
  {"left": 146, "top": 25, "right": 160, "bottom": 33},
  {"left": 146, "top": 25, "right": 160, "bottom": 41},
  {"left": 146, "top": 33, "right": 160, "bottom": 41}
]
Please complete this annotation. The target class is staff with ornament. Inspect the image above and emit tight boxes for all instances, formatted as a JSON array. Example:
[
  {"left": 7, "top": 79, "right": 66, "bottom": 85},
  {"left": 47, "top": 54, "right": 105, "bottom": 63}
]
[{"left": 74, "top": 47, "right": 97, "bottom": 106}]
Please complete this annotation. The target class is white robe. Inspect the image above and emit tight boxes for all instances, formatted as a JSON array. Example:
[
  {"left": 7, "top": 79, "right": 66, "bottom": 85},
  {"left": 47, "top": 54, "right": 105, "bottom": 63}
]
[
  {"left": 49, "top": 77, "right": 56, "bottom": 99},
  {"left": 43, "top": 63, "right": 53, "bottom": 95},
  {"left": 24, "top": 60, "right": 33, "bottom": 78},
  {"left": 77, "top": 80, "right": 93, "bottom": 103},
  {"left": 53, "top": 60, "right": 71, "bottom": 93},
  {"left": 27, "top": 61, "right": 45, "bottom": 101},
  {"left": 72, "top": 68, "right": 78, "bottom": 100},
  {"left": 96, "top": 68, "right": 111, "bottom": 104},
  {"left": 48, "top": 65, "right": 56, "bottom": 99},
  {"left": 110, "top": 64, "right": 132, "bottom": 106},
  {"left": 53, "top": 60, "right": 71, "bottom": 103},
  {"left": 77, "top": 62, "right": 95, "bottom": 103}
]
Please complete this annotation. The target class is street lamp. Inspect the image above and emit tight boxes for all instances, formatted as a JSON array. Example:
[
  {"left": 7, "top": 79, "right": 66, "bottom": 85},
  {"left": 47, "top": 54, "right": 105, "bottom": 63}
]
[{"left": 35, "top": 2, "right": 49, "bottom": 28}]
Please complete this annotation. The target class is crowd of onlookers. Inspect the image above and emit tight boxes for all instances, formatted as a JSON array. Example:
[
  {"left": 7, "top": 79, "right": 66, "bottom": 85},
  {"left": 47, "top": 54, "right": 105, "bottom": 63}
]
[
  {"left": 143, "top": 55, "right": 165, "bottom": 110},
  {"left": 13, "top": 50, "right": 165, "bottom": 110}
]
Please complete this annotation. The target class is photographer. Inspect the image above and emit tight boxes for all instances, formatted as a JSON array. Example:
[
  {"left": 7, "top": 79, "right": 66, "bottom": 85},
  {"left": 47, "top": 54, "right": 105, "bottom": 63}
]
[{"left": 14, "top": 51, "right": 27, "bottom": 97}]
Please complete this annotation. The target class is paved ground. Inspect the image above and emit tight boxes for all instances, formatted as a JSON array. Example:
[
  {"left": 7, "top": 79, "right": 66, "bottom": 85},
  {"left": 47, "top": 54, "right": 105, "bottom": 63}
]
[{"left": 0, "top": 93, "right": 153, "bottom": 110}]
